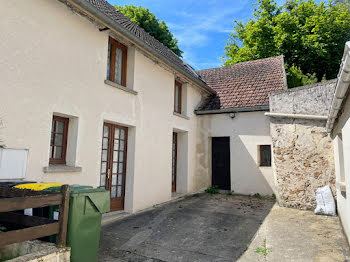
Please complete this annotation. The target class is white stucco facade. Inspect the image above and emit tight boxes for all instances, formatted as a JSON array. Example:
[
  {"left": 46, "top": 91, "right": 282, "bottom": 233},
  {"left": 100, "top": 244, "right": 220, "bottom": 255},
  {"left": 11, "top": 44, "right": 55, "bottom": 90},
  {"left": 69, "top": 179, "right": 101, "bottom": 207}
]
[
  {"left": 331, "top": 95, "right": 350, "bottom": 244},
  {"left": 0, "top": 0, "right": 212, "bottom": 212},
  {"left": 0, "top": 0, "right": 279, "bottom": 214},
  {"left": 198, "top": 112, "right": 275, "bottom": 196}
]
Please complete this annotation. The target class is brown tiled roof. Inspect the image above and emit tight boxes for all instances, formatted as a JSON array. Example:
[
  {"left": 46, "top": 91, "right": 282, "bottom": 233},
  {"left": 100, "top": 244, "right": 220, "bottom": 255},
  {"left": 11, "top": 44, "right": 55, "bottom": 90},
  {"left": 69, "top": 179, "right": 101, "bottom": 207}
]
[
  {"left": 72, "top": 0, "right": 212, "bottom": 92},
  {"left": 196, "top": 56, "right": 287, "bottom": 111}
]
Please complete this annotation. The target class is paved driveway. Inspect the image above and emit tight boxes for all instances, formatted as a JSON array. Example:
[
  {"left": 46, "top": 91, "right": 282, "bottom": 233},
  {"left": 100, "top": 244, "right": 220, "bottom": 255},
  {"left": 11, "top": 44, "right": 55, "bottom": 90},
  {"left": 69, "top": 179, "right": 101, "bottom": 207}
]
[
  {"left": 99, "top": 194, "right": 350, "bottom": 262},
  {"left": 99, "top": 194, "right": 274, "bottom": 261}
]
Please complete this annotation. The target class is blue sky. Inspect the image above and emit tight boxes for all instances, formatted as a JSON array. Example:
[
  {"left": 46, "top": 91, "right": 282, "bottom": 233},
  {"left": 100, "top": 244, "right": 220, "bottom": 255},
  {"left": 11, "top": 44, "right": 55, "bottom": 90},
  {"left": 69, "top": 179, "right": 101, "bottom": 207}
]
[{"left": 107, "top": 0, "right": 280, "bottom": 70}]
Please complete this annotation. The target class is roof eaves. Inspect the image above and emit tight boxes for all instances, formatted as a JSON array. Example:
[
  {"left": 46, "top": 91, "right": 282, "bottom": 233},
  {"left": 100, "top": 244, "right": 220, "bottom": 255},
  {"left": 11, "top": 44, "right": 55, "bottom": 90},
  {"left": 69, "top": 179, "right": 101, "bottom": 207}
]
[
  {"left": 195, "top": 105, "right": 269, "bottom": 115},
  {"left": 326, "top": 41, "right": 350, "bottom": 133},
  {"left": 69, "top": 0, "right": 216, "bottom": 95}
]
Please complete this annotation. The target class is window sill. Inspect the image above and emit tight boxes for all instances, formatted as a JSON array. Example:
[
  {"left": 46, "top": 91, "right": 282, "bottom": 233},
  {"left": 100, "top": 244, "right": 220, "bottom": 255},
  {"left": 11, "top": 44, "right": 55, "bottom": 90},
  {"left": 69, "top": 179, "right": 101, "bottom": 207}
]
[
  {"left": 104, "top": 80, "right": 137, "bottom": 95},
  {"left": 336, "top": 182, "right": 347, "bottom": 193},
  {"left": 173, "top": 112, "right": 190, "bottom": 120},
  {"left": 43, "top": 165, "right": 82, "bottom": 174}
]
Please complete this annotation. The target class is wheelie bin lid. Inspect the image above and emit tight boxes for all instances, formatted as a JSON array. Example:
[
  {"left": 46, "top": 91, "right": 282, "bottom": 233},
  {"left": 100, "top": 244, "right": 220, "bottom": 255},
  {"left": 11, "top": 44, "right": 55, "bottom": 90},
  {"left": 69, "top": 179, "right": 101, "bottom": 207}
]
[
  {"left": 46, "top": 185, "right": 110, "bottom": 213},
  {"left": 45, "top": 185, "right": 94, "bottom": 193},
  {"left": 14, "top": 183, "right": 62, "bottom": 191},
  {"left": 0, "top": 181, "right": 36, "bottom": 188}
]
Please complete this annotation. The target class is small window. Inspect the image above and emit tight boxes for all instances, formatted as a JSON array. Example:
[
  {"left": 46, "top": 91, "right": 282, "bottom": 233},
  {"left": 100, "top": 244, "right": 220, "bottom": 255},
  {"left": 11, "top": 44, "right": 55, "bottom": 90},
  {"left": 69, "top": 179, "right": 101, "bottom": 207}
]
[
  {"left": 259, "top": 145, "right": 271, "bottom": 167},
  {"left": 107, "top": 37, "right": 128, "bottom": 86},
  {"left": 50, "top": 116, "right": 69, "bottom": 165},
  {"left": 174, "top": 80, "right": 182, "bottom": 114}
]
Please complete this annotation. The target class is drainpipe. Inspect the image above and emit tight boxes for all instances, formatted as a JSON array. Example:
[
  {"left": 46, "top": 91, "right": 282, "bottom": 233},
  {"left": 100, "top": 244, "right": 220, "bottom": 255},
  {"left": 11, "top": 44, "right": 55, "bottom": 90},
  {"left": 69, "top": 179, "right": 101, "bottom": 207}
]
[{"left": 327, "top": 42, "right": 350, "bottom": 132}]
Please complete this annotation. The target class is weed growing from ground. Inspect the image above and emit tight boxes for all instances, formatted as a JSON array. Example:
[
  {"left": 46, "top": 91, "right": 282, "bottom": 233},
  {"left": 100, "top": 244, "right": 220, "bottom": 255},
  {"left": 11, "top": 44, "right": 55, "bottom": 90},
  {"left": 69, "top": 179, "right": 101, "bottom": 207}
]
[
  {"left": 205, "top": 185, "right": 219, "bottom": 194},
  {"left": 254, "top": 239, "right": 271, "bottom": 257},
  {"left": 253, "top": 193, "right": 262, "bottom": 199}
]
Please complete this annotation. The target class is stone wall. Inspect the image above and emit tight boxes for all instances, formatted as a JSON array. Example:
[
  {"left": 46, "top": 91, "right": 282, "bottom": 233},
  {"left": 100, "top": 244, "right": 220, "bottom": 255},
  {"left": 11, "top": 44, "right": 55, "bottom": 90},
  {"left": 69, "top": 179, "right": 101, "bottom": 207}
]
[
  {"left": 269, "top": 80, "right": 336, "bottom": 209},
  {"left": 0, "top": 240, "right": 70, "bottom": 262},
  {"left": 270, "top": 80, "right": 336, "bottom": 116}
]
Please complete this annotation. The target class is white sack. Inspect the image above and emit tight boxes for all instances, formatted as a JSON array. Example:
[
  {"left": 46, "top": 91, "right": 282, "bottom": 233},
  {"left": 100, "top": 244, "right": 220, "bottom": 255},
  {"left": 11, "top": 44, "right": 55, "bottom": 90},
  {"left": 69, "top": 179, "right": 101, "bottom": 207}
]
[{"left": 314, "top": 185, "right": 336, "bottom": 216}]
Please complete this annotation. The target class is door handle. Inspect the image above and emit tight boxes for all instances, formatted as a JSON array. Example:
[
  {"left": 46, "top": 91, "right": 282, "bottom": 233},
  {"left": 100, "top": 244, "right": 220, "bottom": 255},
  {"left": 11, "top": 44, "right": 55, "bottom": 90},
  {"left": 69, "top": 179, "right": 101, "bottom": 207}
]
[{"left": 107, "top": 169, "right": 111, "bottom": 179}]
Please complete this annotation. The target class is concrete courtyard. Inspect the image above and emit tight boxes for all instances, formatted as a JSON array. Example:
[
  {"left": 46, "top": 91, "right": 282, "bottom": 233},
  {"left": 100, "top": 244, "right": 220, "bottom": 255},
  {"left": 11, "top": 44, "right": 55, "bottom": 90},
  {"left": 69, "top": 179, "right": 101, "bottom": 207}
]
[{"left": 99, "top": 194, "right": 350, "bottom": 262}]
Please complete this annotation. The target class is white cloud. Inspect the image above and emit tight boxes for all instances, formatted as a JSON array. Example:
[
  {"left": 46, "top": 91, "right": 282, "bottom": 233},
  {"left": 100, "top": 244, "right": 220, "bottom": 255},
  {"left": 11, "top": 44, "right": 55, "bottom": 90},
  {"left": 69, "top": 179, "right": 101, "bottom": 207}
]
[
  {"left": 168, "top": 1, "right": 249, "bottom": 48},
  {"left": 109, "top": 0, "right": 251, "bottom": 69},
  {"left": 164, "top": 0, "right": 250, "bottom": 69},
  {"left": 181, "top": 48, "right": 222, "bottom": 70}
]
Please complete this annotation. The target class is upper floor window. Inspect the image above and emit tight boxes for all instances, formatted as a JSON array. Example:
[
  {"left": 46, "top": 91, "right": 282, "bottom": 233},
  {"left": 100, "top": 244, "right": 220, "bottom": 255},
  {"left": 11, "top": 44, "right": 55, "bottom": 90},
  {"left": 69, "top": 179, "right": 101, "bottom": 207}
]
[
  {"left": 107, "top": 37, "right": 128, "bottom": 87},
  {"left": 174, "top": 80, "right": 182, "bottom": 114},
  {"left": 259, "top": 145, "right": 271, "bottom": 167},
  {"left": 50, "top": 116, "right": 69, "bottom": 165}
]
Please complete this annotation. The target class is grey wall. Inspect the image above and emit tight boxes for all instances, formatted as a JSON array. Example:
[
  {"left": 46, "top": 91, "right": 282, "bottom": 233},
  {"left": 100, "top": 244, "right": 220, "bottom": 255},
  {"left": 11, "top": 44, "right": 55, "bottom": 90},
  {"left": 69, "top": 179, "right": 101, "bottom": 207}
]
[{"left": 270, "top": 80, "right": 336, "bottom": 116}]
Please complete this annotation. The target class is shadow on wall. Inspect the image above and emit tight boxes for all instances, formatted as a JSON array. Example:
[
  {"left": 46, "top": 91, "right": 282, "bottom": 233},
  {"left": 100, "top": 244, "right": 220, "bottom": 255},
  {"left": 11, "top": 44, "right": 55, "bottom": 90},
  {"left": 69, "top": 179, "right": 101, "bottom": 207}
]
[
  {"left": 99, "top": 194, "right": 275, "bottom": 262},
  {"left": 230, "top": 135, "right": 275, "bottom": 196}
]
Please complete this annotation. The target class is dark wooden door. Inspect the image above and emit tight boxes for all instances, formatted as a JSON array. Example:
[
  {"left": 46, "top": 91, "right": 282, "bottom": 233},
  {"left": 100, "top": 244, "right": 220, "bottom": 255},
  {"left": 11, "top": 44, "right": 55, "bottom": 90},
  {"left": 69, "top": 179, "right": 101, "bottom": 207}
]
[
  {"left": 172, "top": 132, "right": 177, "bottom": 192},
  {"left": 100, "top": 123, "right": 128, "bottom": 211},
  {"left": 212, "top": 137, "right": 231, "bottom": 190}
]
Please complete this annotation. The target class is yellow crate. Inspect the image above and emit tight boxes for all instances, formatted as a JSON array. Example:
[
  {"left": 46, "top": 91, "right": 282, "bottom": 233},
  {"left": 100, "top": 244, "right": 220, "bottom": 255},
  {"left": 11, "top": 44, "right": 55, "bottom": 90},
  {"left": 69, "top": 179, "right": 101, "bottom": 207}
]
[{"left": 14, "top": 183, "right": 62, "bottom": 191}]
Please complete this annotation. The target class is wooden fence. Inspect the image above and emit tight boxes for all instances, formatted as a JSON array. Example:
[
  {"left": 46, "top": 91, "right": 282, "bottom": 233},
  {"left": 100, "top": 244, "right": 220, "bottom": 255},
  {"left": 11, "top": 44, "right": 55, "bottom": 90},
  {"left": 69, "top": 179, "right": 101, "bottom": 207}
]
[{"left": 0, "top": 185, "right": 70, "bottom": 247}]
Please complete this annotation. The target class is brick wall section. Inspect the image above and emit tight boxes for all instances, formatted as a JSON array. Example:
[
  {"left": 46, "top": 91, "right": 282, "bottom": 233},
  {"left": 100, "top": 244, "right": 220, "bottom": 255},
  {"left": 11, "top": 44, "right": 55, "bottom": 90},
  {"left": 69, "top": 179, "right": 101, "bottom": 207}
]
[{"left": 269, "top": 80, "right": 336, "bottom": 209}]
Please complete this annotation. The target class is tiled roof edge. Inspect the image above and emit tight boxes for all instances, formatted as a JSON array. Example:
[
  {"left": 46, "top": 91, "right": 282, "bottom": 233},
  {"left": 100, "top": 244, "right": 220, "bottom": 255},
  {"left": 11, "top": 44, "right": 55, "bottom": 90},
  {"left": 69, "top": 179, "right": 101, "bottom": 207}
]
[
  {"left": 69, "top": 0, "right": 216, "bottom": 94},
  {"left": 195, "top": 105, "right": 269, "bottom": 115},
  {"left": 197, "top": 55, "right": 284, "bottom": 73}
]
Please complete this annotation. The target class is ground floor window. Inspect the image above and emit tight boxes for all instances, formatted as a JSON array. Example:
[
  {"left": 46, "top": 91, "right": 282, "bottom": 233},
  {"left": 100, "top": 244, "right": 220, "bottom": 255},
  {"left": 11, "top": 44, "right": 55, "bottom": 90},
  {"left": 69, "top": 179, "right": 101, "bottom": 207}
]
[
  {"left": 259, "top": 145, "right": 271, "bottom": 167},
  {"left": 50, "top": 116, "right": 69, "bottom": 164}
]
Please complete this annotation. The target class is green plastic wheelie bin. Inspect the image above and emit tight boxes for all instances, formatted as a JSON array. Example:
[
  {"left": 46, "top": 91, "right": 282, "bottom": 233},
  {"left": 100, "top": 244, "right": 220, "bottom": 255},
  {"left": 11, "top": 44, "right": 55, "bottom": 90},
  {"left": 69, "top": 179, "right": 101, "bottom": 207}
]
[
  {"left": 47, "top": 185, "right": 94, "bottom": 243},
  {"left": 46, "top": 186, "right": 110, "bottom": 262}
]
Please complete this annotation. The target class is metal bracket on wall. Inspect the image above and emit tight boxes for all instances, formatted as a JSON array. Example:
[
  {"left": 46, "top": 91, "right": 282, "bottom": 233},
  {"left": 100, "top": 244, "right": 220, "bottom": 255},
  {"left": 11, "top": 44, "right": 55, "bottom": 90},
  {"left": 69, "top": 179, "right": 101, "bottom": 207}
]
[{"left": 99, "top": 27, "right": 110, "bottom": 32}]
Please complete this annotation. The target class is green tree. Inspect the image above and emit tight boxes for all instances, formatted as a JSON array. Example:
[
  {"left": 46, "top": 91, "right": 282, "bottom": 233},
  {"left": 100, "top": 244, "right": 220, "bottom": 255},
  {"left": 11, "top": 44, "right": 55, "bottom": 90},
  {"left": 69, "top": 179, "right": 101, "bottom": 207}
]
[
  {"left": 116, "top": 5, "right": 183, "bottom": 57},
  {"left": 223, "top": 0, "right": 350, "bottom": 87},
  {"left": 286, "top": 64, "right": 318, "bottom": 88},
  {"left": 333, "top": 0, "right": 350, "bottom": 7}
]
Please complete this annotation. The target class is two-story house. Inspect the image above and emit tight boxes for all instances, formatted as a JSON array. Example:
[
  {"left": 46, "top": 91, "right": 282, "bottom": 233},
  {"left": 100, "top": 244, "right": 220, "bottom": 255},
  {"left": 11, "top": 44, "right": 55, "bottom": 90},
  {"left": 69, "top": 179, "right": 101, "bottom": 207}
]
[{"left": 0, "top": 0, "right": 286, "bottom": 212}]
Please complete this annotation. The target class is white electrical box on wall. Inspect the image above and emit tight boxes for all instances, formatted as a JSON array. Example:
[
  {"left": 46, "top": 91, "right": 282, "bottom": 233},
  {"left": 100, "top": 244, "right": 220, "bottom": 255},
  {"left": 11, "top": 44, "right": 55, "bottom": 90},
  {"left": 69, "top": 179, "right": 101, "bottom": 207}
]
[{"left": 0, "top": 148, "right": 28, "bottom": 180}]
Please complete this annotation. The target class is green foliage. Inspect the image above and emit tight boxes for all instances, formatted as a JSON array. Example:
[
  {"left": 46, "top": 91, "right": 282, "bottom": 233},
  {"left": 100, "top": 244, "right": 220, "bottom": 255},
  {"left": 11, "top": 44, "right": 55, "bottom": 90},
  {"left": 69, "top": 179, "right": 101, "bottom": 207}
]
[
  {"left": 272, "top": 193, "right": 276, "bottom": 199},
  {"left": 253, "top": 193, "right": 262, "bottom": 199},
  {"left": 223, "top": 0, "right": 350, "bottom": 87},
  {"left": 333, "top": 0, "right": 350, "bottom": 7},
  {"left": 286, "top": 64, "right": 318, "bottom": 87},
  {"left": 254, "top": 239, "right": 272, "bottom": 257},
  {"left": 205, "top": 185, "right": 219, "bottom": 194},
  {"left": 115, "top": 5, "right": 183, "bottom": 57},
  {"left": 227, "top": 191, "right": 233, "bottom": 195},
  {"left": 255, "top": 246, "right": 272, "bottom": 256}
]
